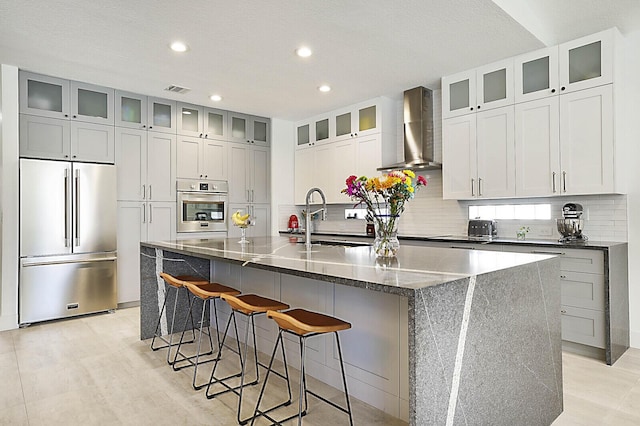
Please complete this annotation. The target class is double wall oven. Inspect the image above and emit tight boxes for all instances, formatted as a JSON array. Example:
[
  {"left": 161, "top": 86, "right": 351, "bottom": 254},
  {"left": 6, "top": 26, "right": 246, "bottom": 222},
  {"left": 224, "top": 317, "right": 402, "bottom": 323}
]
[{"left": 177, "top": 179, "right": 228, "bottom": 234}]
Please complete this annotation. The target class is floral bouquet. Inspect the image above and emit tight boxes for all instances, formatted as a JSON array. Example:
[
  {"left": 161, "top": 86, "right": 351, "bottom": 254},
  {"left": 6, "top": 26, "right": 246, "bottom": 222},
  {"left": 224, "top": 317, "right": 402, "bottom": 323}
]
[{"left": 342, "top": 170, "right": 427, "bottom": 257}]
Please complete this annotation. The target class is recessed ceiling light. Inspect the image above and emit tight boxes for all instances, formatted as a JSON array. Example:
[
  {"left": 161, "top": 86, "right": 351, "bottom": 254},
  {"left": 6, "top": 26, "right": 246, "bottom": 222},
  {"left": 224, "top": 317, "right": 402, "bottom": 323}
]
[
  {"left": 318, "top": 85, "right": 331, "bottom": 93},
  {"left": 210, "top": 94, "right": 222, "bottom": 102},
  {"left": 170, "top": 41, "right": 188, "bottom": 52},
  {"left": 296, "top": 47, "right": 312, "bottom": 58}
]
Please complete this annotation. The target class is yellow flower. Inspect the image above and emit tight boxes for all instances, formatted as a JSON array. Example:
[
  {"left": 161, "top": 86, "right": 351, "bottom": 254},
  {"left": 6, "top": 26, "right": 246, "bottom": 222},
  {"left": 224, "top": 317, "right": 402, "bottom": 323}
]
[
  {"left": 403, "top": 170, "right": 415, "bottom": 178},
  {"left": 408, "top": 185, "right": 414, "bottom": 193},
  {"left": 405, "top": 176, "right": 412, "bottom": 186}
]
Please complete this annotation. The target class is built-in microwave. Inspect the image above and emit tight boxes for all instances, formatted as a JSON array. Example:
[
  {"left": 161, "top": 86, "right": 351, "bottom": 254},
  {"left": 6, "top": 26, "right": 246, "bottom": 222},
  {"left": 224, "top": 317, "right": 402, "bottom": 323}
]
[{"left": 176, "top": 179, "right": 228, "bottom": 233}]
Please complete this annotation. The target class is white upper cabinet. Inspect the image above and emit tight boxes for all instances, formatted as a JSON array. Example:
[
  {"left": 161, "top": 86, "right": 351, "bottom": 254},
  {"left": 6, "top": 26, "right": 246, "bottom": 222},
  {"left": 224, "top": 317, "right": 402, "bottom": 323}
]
[
  {"left": 176, "top": 102, "right": 204, "bottom": 137},
  {"left": 442, "top": 59, "right": 513, "bottom": 119},
  {"left": 514, "top": 46, "right": 559, "bottom": 103},
  {"left": 115, "top": 91, "right": 148, "bottom": 129},
  {"left": 147, "top": 97, "right": 177, "bottom": 134},
  {"left": 20, "top": 72, "right": 114, "bottom": 125},
  {"left": 19, "top": 72, "right": 71, "bottom": 119},
  {"left": 203, "top": 108, "right": 227, "bottom": 140},
  {"left": 228, "top": 113, "right": 270, "bottom": 145},
  {"left": 295, "top": 114, "right": 333, "bottom": 148},
  {"left": 558, "top": 28, "right": 615, "bottom": 94},
  {"left": 70, "top": 81, "right": 114, "bottom": 125}
]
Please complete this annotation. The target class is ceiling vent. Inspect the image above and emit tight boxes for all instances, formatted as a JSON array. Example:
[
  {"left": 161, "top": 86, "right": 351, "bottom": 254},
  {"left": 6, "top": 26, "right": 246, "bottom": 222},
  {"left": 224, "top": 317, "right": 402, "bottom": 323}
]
[{"left": 164, "top": 85, "right": 191, "bottom": 94}]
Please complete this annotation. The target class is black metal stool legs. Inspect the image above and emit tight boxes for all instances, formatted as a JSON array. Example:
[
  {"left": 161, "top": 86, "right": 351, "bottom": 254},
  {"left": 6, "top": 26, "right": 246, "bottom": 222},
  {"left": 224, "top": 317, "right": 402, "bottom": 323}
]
[
  {"left": 150, "top": 284, "right": 197, "bottom": 360},
  {"left": 252, "top": 330, "right": 353, "bottom": 426}
]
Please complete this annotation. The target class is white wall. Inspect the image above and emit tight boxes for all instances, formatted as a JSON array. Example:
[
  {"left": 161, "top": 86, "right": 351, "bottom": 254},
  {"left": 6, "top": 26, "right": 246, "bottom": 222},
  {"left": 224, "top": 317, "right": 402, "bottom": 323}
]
[
  {"left": 270, "top": 118, "right": 295, "bottom": 235},
  {"left": 0, "top": 64, "right": 19, "bottom": 331}
]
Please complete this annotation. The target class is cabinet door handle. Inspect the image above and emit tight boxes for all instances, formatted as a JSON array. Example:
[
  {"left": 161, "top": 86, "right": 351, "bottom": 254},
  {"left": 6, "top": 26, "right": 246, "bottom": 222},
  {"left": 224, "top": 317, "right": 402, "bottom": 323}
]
[
  {"left": 560, "top": 310, "right": 567, "bottom": 314},
  {"left": 149, "top": 185, "right": 152, "bottom": 200},
  {"left": 471, "top": 178, "right": 475, "bottom": 196},
  {"left": 560, "top": 275, "right": 566, "bottom": 279},
  {"left": 149, "top": 205, "right": 153, "bottom": 223},
  {"left": 551, "top": 88, "right": 556, "bottom": 93},
  {"left": 251, "top": 189, "right": 254, "bottom": 202},
  {"left": 247, "top": 190, "right": 250, "bottom": 202},
  {"left": 562, "top": 171, "right": 567, "bottom": 192},
  {"left": 552, "top": 172, "right": 556, "bottom": 193},
  {"left": 142, "top": 203, "right": 146, "bottom": 223},
  {"left": 142, "top": 184, "right": 146, "bottom": 199},
  {"left": 478, "top": 178, "right": 482, "bottom": 197}
]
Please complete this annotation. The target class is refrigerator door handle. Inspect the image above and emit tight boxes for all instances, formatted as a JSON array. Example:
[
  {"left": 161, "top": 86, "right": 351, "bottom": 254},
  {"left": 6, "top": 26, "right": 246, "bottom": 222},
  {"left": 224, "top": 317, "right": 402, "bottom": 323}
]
[
  {"left": 64, "top": 168, "right": 70, "bottom": 247},
  {"left": 74, "top": 169, "right": 80, "bottom": 246}
]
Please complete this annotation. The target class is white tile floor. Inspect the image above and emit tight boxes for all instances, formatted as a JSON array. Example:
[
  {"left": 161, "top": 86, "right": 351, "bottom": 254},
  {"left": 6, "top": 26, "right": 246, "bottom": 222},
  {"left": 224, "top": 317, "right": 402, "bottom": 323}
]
[{"left": 0, "top": 307, "right": 639, "bottom": 425}]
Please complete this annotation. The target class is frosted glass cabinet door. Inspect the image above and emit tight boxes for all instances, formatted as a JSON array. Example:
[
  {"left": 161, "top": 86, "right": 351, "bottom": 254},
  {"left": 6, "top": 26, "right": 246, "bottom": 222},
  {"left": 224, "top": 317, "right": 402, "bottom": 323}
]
[
  {"left": 228, "top": 113, "right": 248, "bottom": 143},
  {"left": 475, "top": 59, "right": 514, "bottom": 111},
  {"left": 176, "top": 103, "right": 203, "bottom": 137},
  {"left": 70, "top": 81, "right": 114, "bottom": 125},
  {"left": 335, "top": 111, "right": 352, "bottom": 140},
  {"left": 19, "top": 72, "right": 70, "bottom": 119},
  {"left": 252, "top": 116, "right": 270, "bottom": 145},
  {"left": 559, "top": 28, "right": 614, "bottom": 93},
  {"left": 204, "top": 108, "right": 227, "bottom": 140},
  {"left": 514, "top": 46, "right": 559, "bottom": 103},
  {"left": 148, "top": 97, "right": 177, "bottom": 134},
  {"left": 296, "top": 122, "right": 311, "bottom": 146},
  {"left": 115, "top": 91, "right": 147, "bottom": 129},
  {"left": 442, "top": 69, "right": 476, "bottom": 119}
]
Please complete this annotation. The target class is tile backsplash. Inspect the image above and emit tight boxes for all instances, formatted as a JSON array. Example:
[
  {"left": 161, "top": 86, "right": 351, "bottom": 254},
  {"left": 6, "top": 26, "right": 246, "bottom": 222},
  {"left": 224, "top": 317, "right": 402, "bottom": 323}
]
[{"left": 280, "top": 170, "right": 628, "bottom": 242}]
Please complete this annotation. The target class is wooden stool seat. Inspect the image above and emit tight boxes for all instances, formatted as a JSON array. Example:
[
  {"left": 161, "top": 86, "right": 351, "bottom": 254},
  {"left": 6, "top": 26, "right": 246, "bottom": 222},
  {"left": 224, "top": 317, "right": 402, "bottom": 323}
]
[
  {"left": 184, "top": 282, "right": 241, "bottom": 300},
  {"left": 160, "top": 272, "right": 208, "bottom": 288},
  {"left": 221, "top": 293, "right": 289, "bottom": 315},
  {"left": 268, "top": 309, "right": 351, "bottom": 336}
]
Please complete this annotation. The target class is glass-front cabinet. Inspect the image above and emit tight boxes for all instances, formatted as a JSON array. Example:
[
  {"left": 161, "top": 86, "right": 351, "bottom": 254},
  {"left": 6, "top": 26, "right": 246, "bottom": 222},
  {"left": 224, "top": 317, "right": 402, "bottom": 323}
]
[
  {"left": 147, "top": 97, "right": 176, "bottom": 134},
  {"left": 115, "top": 91, "right": 147, "bottom": 129},
  {"left": 514, "top": 46, "right": 559, "bottom": 103},
  {"left": 204, "top": 108, "right": 227, "bottom": 140},
  {"left": 70, "top": 81, "right": 114, "bottom": 125},
  {"left": 176, "top": 103, "right": 203, "bottom": 137},
  {"left": 332, "top": 102, "right": 380, "bottom": 139},
  {"left": 228, "top": 113, "right": 270, "bottom": 145},
  {"left": 19, "top": 72, "right": 70, "bottom": 119},
  {"left": 296, "top": 121, "right": 311, "bottom": 147},
  {"left": 558, "top": 28, "right": 614, "bottom": 93},
  {"left": 443, "top": 59, "right": 513, "bottom": 118}
]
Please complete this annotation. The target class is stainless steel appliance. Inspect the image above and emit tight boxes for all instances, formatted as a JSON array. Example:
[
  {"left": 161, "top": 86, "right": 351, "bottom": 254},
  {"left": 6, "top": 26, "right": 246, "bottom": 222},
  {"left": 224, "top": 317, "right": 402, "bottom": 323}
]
[
  {"left": 467, "top": 219, "right": 498, "bottom": 240},
  {"left": 557, "top": 203, "right": 587, "bottom": 243},
  {"left": 177, "top": 179, "right": 228, "bottom": 233},
  {"left": 19, "top": 159, "right": 117, "bottom": 324}
]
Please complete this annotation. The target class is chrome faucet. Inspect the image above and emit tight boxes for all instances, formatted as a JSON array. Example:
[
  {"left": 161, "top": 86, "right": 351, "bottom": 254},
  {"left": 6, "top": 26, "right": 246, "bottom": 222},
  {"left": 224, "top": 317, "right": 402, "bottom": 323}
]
[{"left": 304, "top": 187, "right": 327, "bottom": 250}]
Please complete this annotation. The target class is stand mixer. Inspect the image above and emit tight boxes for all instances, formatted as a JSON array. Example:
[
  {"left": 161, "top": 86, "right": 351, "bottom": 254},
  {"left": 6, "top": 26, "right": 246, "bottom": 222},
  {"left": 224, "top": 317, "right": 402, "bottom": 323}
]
[{"left": 557, "top": 203, "right": 588, "bottom": 243}]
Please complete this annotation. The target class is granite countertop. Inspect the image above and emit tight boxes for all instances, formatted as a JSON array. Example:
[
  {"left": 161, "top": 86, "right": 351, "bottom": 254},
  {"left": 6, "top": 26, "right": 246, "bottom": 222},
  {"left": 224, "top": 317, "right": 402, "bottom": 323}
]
[
  {"left": 142, "top": 236, "right": 554, "bottom": 296},
  {"left": 279, "top": 230, "right": 626, "bottom": 250}
]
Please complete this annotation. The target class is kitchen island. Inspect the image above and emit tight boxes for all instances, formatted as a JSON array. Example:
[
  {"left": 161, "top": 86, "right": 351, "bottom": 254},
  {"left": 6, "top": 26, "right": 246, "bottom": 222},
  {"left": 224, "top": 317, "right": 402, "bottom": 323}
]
[{"left": 140, "top": 237, "right": 562, "bottom": 425}]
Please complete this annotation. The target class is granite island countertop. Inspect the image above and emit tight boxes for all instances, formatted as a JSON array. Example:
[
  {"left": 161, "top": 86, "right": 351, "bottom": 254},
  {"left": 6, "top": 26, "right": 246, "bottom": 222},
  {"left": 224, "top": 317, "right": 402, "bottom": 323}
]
[{"left": 141, "top": 236, "right": 554, "bottom": 297}]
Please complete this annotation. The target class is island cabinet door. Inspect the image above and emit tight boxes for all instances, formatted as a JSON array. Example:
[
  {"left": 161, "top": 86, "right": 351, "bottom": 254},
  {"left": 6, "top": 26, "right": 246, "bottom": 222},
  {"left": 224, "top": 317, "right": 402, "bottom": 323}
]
[{"left": 332, "top": 284, "right": 407, "bottom": 398}]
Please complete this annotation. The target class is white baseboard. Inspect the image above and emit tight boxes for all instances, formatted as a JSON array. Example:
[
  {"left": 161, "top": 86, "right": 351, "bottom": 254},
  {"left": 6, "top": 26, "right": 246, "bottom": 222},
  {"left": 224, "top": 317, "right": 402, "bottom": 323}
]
[{"left": 0, "top": 314, "right": 18, "bottom": 331}]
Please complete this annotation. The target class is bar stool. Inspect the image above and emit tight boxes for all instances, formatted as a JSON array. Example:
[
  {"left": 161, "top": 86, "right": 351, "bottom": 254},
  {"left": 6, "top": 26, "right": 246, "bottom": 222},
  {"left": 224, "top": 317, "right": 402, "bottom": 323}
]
[
  {"left": 252, "top": 309, "right": 354, "bottom": 426},
  {"left": 206, "top": 293, "right": 293, "bottom": 425},
  {"left": 172, "top": 280, "right": 241, "bottom": 390},
  {"left": 151, "top": 273, "right": 209, "bottom": 364}
]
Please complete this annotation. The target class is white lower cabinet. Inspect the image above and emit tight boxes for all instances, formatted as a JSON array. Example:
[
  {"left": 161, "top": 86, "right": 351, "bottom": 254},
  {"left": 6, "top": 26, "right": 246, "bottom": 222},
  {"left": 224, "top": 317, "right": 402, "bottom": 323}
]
[{"left": 117, "top": 201, "right": 175, "bottom": 304}]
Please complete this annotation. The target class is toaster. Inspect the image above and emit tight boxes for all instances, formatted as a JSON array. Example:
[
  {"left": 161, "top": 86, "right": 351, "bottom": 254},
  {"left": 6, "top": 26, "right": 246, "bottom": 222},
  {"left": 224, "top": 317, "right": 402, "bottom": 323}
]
[{"left": 467, "top": 219, "right": 498, "bottom": 239}]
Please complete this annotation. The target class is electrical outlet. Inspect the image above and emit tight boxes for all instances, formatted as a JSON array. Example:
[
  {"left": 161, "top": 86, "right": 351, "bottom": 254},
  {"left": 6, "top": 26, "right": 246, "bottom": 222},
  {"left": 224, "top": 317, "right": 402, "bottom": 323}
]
[{"left": 538, "top": 226, "right": 553, "bottom": 236}]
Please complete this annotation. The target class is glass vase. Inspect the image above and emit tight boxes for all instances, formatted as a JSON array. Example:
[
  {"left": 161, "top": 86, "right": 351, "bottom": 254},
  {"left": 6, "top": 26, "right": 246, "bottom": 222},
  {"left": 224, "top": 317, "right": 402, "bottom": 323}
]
[{"left": 372, "top": 214, "right": 400, "bottom": 258}]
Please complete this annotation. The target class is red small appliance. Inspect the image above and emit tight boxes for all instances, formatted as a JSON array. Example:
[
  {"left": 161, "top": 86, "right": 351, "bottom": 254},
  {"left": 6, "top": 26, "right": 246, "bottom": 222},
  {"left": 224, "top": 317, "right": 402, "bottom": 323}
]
[{"left": 288, "top": 214, "right": 299, "bottom": 232}]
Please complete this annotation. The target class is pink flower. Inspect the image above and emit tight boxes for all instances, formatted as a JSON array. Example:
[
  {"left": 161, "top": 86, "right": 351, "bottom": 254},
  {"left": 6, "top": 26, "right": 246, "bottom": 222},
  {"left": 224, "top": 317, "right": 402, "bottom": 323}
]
[{"left": 417, "top": 176, "right": 427, "bottom": 186}]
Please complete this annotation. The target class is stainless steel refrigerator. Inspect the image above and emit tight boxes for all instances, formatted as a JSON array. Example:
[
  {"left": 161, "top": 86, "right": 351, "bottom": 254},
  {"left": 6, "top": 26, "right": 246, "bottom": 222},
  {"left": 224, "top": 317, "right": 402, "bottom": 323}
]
[{"left": 19, "top": 159, "right": 117, "bottom": 324}]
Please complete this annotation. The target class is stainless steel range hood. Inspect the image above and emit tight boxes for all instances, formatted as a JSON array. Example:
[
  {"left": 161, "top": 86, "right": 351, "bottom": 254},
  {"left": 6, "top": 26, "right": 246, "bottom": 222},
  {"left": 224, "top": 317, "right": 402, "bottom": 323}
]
[{"left": 378, "top": 86, "right": 441, "bottom": 171}]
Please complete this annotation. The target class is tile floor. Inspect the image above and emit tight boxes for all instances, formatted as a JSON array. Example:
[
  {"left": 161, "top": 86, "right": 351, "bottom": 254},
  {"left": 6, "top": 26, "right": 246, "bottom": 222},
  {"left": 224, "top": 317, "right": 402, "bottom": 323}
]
[{"left": 0, "top": 307, "right": 638, "bottom": 425}]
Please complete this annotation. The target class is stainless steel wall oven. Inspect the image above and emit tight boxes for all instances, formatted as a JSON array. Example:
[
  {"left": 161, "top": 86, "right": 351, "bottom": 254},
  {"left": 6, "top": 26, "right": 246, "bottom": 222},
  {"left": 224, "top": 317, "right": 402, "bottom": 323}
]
[{"left": 177, "top": 179, "right": 228, "bottom": 233}]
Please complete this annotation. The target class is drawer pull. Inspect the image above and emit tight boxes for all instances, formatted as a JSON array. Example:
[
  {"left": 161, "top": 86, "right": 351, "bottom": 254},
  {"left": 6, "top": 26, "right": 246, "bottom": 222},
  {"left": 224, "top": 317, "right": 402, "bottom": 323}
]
[
  {"left": 560, "top": 275, "right": 566, "bottom": 279},
  {"left": 560, "top": 310, "right": 567, "bottom": 314}
]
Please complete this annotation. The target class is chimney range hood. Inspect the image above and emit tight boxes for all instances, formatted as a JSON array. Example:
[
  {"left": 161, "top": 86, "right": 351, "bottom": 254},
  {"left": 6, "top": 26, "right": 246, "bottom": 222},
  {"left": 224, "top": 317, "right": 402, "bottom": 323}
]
[{"left": 378, "top": 86, "right": 441, "bottom": 172}]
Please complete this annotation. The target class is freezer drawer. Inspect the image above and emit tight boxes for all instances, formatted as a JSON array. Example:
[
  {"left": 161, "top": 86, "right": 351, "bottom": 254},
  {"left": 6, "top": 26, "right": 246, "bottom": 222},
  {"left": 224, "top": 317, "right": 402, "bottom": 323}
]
[{"left": 19, "top": 255, "right": 117, "bottom": 324}]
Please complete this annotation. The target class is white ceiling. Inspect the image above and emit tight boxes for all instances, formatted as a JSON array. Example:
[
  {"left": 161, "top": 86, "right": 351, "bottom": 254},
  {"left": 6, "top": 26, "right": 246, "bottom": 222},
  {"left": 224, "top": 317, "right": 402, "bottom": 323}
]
[{"left": 1, "top": 0, "right": 639, "bottom": 121}]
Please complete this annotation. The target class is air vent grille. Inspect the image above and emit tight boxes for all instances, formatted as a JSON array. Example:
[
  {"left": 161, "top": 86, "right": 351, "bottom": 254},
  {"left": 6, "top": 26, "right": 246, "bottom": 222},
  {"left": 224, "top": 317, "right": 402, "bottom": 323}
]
[{"left": 164, "top": 85, "right": 191, "bottom": 94}]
